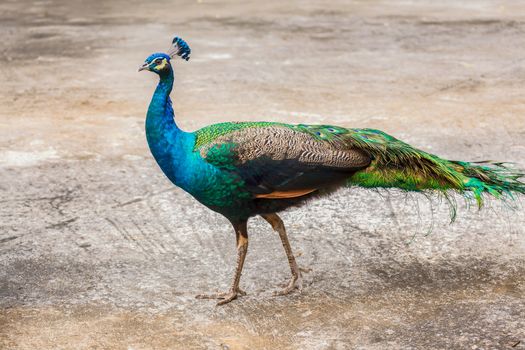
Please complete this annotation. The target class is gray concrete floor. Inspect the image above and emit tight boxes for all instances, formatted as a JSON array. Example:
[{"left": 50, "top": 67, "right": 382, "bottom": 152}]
[{"left": 1, "top": 0, "right": 525, "bottom": 349}]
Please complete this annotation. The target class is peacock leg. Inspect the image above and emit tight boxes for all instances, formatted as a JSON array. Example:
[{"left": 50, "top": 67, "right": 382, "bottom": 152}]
[
  {"left": 261, "top": 213, "right": 303, "bottom": 296},
  {"left": 196, "top": 220, "right": 248, "bottom": 305}
]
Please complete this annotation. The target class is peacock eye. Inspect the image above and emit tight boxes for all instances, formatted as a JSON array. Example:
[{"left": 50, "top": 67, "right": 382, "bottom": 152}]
[{"left": 155, "top": 59, "right": 162, "bottom": 64}]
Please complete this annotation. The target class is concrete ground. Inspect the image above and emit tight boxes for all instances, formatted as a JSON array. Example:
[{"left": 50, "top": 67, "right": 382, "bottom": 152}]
[{"left": 1, "top": 0, "right": 524, "bottom": 349}]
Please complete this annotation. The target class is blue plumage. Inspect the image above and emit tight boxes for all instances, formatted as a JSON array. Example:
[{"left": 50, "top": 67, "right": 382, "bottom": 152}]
[{"left": 145, "top": 52, "right": 171, "bottom": 63}]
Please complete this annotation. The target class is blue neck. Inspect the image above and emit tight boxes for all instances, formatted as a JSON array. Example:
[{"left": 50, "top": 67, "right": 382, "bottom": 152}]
[
  {"left": 145, "top": 68, "right": 191, "bottom": 183},
  {"left": 146, "top": 69, "right": 177, "bottom": 137}
]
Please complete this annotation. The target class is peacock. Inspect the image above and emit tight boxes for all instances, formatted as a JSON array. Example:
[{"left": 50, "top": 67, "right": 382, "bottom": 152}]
[{"left": 139, "top": 36, "right": 525, "bottom": 305}]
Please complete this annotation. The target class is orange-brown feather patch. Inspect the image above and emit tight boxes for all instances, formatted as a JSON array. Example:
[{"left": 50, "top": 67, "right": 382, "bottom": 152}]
[{"left": 255, "top": 189, "right": 316, "bottom": 199}]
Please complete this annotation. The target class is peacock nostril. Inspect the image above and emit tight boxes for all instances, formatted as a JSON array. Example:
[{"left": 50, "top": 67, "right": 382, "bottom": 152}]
[{"left": 138, "top": 63, "right": 149, "bottom": 72}]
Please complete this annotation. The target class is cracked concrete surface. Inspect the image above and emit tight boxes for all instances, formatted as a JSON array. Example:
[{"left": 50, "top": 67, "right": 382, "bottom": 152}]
[{"left": 1, "top": 0, "right": 524, "bottom": 349}]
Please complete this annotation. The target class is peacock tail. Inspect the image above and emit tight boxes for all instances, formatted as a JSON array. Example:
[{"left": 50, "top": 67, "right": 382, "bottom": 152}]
[{"left": 342, "top": 128, "right": 525, "bottom": 204}]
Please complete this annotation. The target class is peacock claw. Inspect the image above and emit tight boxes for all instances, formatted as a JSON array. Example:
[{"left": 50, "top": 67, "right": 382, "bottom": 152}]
[
  {"left": 195, "top": 287, "right": 246, "bottom": 304},
  {"left": 216, "top": 291, "right": 239, "bottom": 306},
  {"left": 273, "top": 273, "right": 303, "bottom": 296}
]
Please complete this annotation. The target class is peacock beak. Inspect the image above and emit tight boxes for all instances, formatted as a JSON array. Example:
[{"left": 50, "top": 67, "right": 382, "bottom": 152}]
[{"left": 138, "top": 62, "right": 150, "bottom": 72}]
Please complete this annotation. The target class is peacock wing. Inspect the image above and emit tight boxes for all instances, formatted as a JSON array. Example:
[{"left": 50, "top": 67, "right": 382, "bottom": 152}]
[{"left": 197, "top": 124, "right": 371, "bottom": 198}]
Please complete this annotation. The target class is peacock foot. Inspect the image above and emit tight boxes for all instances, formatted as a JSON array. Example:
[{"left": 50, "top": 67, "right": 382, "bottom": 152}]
[
  {"left": 273, "top": 273, "right": 303, "bottom": 296},
  {"left": 196, "top": 287, "right": 246, "bottom": 305}
]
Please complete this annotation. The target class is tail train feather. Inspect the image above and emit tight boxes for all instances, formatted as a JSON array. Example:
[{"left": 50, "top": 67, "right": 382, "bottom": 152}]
[{"left": 345, "top": 129, "right": 525, "bottom": 209}]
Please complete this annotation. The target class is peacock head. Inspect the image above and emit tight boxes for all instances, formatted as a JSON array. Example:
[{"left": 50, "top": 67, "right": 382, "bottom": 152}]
[
  {"left": 139, "top": 53, "right": 172, "bottom": 74},
  {"left": 139, "top": 36, "right": 191, "bottom": 75}
]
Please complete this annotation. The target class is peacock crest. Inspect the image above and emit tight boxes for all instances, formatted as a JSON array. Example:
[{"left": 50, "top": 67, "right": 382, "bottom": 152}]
[{"left": 169, "top": 36, "right": 191, "bottom": 61}]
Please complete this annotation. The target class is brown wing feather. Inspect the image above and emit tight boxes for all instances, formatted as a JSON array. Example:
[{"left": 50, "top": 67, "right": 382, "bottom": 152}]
[
  {"left": 199, "top": 125, "right": 371, "bottom": 196},
  {"left": 200, "top": 126, "right": 370, "bottom": 168}
]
